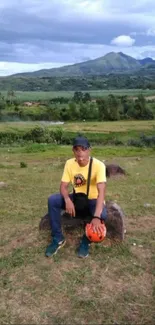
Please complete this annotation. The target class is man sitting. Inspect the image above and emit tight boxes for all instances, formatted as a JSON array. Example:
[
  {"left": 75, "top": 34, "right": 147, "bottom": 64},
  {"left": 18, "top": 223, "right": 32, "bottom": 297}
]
[{"left": 45, "top": 135, "right": 107, "bottom": 258}]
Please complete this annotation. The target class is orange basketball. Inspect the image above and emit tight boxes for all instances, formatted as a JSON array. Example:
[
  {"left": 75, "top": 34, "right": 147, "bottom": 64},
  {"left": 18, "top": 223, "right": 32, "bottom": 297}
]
[{"left": 85, "top": 223, "right": 106, "bottom": 242}]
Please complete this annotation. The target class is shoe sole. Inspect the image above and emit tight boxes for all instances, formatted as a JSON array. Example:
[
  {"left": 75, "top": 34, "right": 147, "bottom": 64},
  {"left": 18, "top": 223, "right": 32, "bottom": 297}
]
[
  {"left": 78, "top": 254, "right": 89, "bottom": 258},
  {"left": 46, "top": 240, "right": 66, "bottom": 257}
]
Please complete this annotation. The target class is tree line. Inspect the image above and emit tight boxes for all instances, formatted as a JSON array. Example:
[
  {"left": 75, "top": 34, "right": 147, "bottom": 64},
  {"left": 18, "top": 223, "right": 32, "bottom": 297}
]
[
  {"left": 0, "top": 91, "right": 154, "bottom": 121},
  {"left": 1, "top": 73, "right": 155, "bottom": 91}
]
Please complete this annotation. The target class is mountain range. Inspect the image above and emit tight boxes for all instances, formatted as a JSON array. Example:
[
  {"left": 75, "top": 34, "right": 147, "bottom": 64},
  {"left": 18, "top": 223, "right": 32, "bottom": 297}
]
[{"left": 11, "top": 52, "right": 155, "bottom": 78}]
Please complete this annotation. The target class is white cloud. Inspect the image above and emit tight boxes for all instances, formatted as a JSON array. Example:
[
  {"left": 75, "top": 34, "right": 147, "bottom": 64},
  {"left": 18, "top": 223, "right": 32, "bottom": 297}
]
[
  {"left": 111, "top": 35, "right": 135, "bottom": 47},
  {"left": 2, "top": 42, "right": 155, "bottom": 76},
  {"left": 147, "top": 28, "right": 155, "bottom": 36},
  {"left": 0, "top": 61, "right": 70, "bottom": 76},
  {"left": 1, "top": 0, "right": 155, "bottom": 75}
]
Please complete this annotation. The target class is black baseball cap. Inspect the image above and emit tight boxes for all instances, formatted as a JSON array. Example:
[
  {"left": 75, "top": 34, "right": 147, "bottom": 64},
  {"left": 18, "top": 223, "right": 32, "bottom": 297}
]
[{"left": 73, "top": 136, "right": 90, "bottom": 149}]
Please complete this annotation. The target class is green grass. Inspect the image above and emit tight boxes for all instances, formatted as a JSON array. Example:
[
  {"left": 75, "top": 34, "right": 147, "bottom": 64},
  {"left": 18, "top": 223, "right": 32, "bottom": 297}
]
[
  {"left": 0, "top": 143, "right": 155, "bottom": 324},
  {"left": 0, "top": 120, "right": 155, "bottom": 133},
  {"left": 2, "top": 89, "right": 155, "bottom": 101},
  {"left": 1, "top": 120, "right": 155, "bottom": 149}
]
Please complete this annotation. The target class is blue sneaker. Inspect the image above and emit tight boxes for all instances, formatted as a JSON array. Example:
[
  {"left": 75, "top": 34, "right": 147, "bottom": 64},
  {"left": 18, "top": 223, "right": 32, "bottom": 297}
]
[
  {"left": 45, "top": 237, "right": 66, "bottom": 257},
  {"left": 77, "top": 235, "right": 91, "bottom": 258}
]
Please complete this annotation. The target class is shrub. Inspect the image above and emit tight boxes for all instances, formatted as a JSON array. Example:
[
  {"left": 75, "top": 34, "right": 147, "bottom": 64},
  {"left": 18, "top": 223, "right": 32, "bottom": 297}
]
[
  {"left": 0, "top": 132, "right": 21, "bottom": 144},
  {"left": 49, "top": 128, "right": 64, "bottom": 144},
  {"left": 114, "top": 139, "right": 124, "bottom": 146},
  {"left": 20, "top": 162, "right": 27, "bottom": 168},
  {"left": 127, "top": 135, "right": 155, "bottom": 147},
  {"left": 140, "top": 134, "right": 155, "bottom": 147},
  {"left": 23, "top": 126, "right": 50, "bottom": 143},
  {"left": 127, "top": 139, "right": 144, "bottom": 147}
]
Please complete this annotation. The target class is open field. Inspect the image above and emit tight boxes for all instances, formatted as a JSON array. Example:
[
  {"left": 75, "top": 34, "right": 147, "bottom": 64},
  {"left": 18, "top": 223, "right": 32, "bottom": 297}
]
[
  {"left": 0, "top": 120, "right": 155, "bottom": 133},
  {"left": 2, "top": 89, "right": 155, "bottom": 101},
  {"left": 0, "top": 120, "right": 155, "bottom": 148},
  {"left": 0, "top": 143, "right": 155, "bottom": 325}
]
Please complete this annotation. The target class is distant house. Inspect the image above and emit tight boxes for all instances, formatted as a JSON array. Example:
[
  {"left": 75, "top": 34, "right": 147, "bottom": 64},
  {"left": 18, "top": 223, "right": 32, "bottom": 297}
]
[
  {"left": 24, "top": 102, "right": 33, "bottom": 107},
  {"left": 91, "top": 99, "right": 97, "bottom": 103}
]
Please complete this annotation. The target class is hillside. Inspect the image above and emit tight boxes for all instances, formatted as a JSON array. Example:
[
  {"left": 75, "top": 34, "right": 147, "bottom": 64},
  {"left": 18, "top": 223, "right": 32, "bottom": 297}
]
[
  {"left": 11, "top": 52, "right": 143, "bottom": 78},
  {"left": 1, "top": 52, "right": 155, "bottom": 91}
]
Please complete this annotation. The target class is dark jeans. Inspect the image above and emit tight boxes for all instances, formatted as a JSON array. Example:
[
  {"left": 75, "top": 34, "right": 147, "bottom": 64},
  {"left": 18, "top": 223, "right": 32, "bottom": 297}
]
[{"left": 48, "top": 193, "right": 107, "bottom": 241}]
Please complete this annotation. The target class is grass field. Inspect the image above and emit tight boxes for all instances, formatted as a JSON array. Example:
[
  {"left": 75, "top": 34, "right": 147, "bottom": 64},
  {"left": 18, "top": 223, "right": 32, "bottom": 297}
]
[
  {"left": 0, "top": 142, "right": 155, "bottom": 324},
  {"left": 0, "top": 120, "right": 155, "bottom": 133},
  {"left": 2, "top": 89, "right": 155, "bottom": 101}
]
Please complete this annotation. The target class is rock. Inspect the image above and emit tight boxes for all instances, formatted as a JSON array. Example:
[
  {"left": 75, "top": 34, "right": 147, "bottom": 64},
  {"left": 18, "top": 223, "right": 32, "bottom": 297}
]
[
  {"left": 105, "top": 164, "right": 126, "bottom": 178},
  {"left": 144, "top": 203, "right": 154, "bottom": 208},
  {"left": 0, "top": 182, "right": 7, "bottom": 188},
  {"left": 39, "top": 200, "right": 125, "bottom": 241},
  {"left": 104, "top": 201, "right": 125, "bottom": 241}
]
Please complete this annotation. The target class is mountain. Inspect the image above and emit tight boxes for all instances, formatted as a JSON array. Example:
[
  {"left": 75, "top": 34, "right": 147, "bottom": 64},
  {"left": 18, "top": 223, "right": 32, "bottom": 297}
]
[
  {"left": 11, "top": 52, "right": 150, "bottom": 78},
  {"left": 138, "top": 57, "right": 154, "bottom": 65}
]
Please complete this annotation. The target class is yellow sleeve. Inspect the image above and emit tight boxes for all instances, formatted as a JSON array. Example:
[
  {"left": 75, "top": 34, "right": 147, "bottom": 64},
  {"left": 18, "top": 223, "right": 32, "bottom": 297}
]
[
  {"left": 96, "top": 162, "right": 106, "bottom": 183},
  {"left": 61, "top": 161, "right": 71, "bottom": 183}
]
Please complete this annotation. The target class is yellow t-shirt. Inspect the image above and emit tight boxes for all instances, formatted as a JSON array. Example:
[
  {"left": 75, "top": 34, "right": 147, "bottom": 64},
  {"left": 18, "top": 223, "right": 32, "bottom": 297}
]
[{"left": 61, "top": 157, "right": 106, "bottom": 199}]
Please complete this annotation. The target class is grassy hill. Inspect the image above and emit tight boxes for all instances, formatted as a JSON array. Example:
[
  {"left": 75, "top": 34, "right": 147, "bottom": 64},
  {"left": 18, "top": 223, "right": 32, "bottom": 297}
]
[
  {"left": 12, "top": 52, "right": 142, "bottom": 78},
  {"left": 1, "top": 52, "right": 155, "bottom": 91}
]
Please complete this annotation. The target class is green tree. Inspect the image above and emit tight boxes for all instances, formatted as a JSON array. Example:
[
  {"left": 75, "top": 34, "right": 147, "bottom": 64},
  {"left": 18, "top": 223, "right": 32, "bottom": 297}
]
[
  {"left": 46, "top": 104, "right": 60, "bottom": 121},
  {"left": 83, "top": 92, "right": 91, "bottom": 103},
  {"left": 79, "top": 102, "right": 87, "bottom": 120},
  {"left": 68, "top": 102, "right": 79, "bottom": 120},
  {"left": 134, "top": 95, "right": 147, "bottom": 119},
  {"left": 73, "top": 91, "right": 83, "bottom": 103},
  {"left": 0, "top": 99, "right": 6, "bottom": 111},
  {"left": 60, "top": 107, "right": 70, "bottom": 121},
  {"left": 97, "top": 99, "right": 108, "bottom": 120},
  {"left": 13, "top": 99, "right": 20, "bottom": 112},
  {"left": 87, "top": 102, "right": 98, "bottom": 120},
  {"left": 7, "top": 90, "right": 16, "bottom": 105},
  {"left": 107, "top": 94, "right": 120, "bottom": 121}
]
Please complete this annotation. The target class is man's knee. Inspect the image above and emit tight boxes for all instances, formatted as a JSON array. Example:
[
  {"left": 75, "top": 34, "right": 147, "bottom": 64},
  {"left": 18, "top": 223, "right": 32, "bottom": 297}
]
[
  {"left": 48, "top": 193, "right": 64, "bottom": 209},
  {"left": 101, "top": 206, "right": 108, "bottom": 221}
]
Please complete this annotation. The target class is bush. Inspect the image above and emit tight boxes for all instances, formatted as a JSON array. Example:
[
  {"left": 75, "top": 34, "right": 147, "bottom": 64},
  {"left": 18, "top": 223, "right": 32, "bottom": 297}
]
[
  {"left": 127, "top": 135, "right": 155, "bottom": 147},
  {"left": 114, "top": 139, "right": 124, "bottom": 146},
  {"left": 0, "top": 131, "right": 22, "bottom": 144},
  {"left": 127, "top": 139, "right": 144, "bottom": 147},
  {"left": 140, "top": 134, "right": 155, "bottom": 147},
  {"left": 23, "top": 126, "right": 50, "bottom": 143},
  {"left": 20, "top": 161, "right": 27, "bottom": 168},
  {"left": 49, "top": 128, "right": 64, "bottom": 144}
]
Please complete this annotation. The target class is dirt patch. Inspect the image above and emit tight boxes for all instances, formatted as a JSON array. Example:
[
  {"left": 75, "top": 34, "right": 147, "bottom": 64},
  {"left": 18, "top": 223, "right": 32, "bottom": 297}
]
[
  {"left": 0, "top": 226, "right": 41, "bottom": 257},
  {"left": 131, "top": 246, "right": 152, "bottom": 265},
  {"left": 130, "top": 95, "right": 155, "bottom": 101},
  {"left": 125, "top": 215, "right": 154, "bottom": 233}
]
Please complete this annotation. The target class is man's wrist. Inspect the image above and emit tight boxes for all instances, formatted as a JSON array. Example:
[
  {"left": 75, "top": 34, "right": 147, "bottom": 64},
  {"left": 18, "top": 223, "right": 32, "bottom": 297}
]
[
  {"left": 93, "top": 216, "right": 104, "bottom": 223},
  {"left": 63, "top": 195, "right": 70, "bottom": 202},
  {"left": 93, "top": 216, "right": 101, "bottom": 220}
]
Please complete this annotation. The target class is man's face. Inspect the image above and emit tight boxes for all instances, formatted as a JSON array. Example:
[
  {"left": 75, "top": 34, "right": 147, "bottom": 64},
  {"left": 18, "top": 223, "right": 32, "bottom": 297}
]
[{"left": 73, "top": 146, "right": 90, "bottom": 166}]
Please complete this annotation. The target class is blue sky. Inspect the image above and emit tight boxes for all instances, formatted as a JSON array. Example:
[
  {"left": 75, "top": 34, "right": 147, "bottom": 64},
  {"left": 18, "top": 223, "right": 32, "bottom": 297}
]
[{"left": 1, "top": 0, "right": 155, "bottom": 75}]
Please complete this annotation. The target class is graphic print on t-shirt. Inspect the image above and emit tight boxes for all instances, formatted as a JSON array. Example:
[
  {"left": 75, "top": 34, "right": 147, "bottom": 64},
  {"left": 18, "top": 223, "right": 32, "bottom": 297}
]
[{"left": 74, "top": 174, "right": 86, "bottom": 187}]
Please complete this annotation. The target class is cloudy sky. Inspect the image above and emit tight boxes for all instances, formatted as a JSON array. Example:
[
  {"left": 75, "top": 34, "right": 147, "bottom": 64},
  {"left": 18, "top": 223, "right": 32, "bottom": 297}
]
[{"left": 1, "top": 0, "right": 155, "bottom": 76}]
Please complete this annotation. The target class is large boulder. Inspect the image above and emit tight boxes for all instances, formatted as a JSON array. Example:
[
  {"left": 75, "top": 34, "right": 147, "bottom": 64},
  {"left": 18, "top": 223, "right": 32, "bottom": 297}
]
[
  {"left": 39, "top": 201, "right": 125, "bottom": 241},
  {"left": 105, "top": 164, "right": 126, "bottom": 178}
]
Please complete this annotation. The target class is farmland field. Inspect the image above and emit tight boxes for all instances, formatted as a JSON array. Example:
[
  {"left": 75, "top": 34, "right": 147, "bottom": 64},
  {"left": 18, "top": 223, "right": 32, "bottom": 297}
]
[
  {"left": 0, "top": 120, "right": 155, "bottom": 133},
  {"left": 0, "top": 120, "right": 155, "bottom": 325},
  {"left": 2, "top": 89, "right": 155, "bottom": 101}
]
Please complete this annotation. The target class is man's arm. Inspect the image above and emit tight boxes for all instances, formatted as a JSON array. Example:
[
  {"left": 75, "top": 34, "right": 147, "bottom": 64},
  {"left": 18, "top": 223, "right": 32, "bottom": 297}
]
[
  {"left": 94, "top": 182, "right": 106, "bottom": 218},
  {"left": 90, "top": 182, "right": 106, "bottom": 233},
  {"left": 60, "top": 181, "right": 75, "bottom": 217},
  {"left": 60, "top": 181, "right": 70, "bottom": 201}
]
